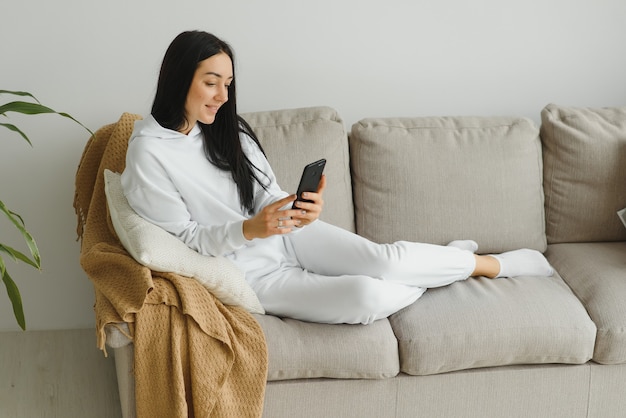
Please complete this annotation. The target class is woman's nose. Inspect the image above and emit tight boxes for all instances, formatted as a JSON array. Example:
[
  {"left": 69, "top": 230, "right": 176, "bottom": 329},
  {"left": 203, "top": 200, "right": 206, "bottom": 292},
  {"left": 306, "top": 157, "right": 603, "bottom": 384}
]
[{"left": 216, "top": 85, "right": 228, "bottom": 102}]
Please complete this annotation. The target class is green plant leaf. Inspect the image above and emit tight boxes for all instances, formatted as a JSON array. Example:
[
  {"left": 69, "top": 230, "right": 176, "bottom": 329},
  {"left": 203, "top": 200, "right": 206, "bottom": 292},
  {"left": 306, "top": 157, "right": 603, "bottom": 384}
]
[
  {"left": 0, "top": 244, "right": 40, "bottom": 269},
  {"left": 0, "top": 100, "right": 59, "bottom": 116},
  {"left": 0, "top": 101, "right": 94, "bottom": 138},
  {"left": 1, "top": 267, "right": 26, "bottom": 330},
  {"left": 0, "top": 122, "right": 32, "bottom": 145},
  {"left": 0, "top": 200, "right": 41, "bottom": 268},
  {"left": 0, "top": 90, "right": 40, "bottom": 103},
  {"left": 1, "top": 89, "right": 92, "bottom": 331}
]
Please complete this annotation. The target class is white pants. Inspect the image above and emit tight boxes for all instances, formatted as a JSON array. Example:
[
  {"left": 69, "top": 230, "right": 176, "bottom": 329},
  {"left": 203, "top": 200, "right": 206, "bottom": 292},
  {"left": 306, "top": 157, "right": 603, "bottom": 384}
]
[{"left": 238, "top": 221, "right": 476, "bottom": 325}]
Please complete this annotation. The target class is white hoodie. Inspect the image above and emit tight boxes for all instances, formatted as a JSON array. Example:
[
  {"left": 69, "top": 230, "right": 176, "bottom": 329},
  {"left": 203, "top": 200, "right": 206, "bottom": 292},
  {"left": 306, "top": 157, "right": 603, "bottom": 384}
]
[{"left": 121, "top": 115, "right": 290, "bottom": 267}]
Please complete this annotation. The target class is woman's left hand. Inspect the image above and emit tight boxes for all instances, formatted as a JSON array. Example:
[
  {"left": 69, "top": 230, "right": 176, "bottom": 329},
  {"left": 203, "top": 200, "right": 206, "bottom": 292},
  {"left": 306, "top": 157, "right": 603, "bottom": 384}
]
[{"left": 291, "top": 174, "right": 326, "bottom": 227}]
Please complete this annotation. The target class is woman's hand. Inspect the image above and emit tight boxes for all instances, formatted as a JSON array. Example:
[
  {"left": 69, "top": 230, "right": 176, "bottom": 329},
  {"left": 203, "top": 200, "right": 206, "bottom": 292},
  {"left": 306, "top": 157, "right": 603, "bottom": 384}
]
[
  {"left": 292, "top": 174, "right": 326, "bottom": 227},
  {"left": 242, "top": 174, "right": 326, "bottom": 240}
]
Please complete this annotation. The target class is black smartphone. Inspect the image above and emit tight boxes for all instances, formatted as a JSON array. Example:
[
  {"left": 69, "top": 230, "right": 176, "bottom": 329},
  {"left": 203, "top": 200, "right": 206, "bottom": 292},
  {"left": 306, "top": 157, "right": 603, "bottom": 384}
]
[{"left": 292, "top": 158, "right": 326, "bottom": 208}]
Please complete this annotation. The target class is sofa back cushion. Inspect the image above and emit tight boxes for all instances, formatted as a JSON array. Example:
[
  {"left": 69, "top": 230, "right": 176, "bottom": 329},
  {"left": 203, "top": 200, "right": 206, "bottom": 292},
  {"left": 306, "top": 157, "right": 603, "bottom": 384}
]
[
  {"left": 350, "top": 116, "right": 546, "bottom": 253},
  {"left": 541, "top": 104, "right": 626, "bottom": 243},
  {"left": 242, "top": 106, "right": 355, "bottom": 232}
]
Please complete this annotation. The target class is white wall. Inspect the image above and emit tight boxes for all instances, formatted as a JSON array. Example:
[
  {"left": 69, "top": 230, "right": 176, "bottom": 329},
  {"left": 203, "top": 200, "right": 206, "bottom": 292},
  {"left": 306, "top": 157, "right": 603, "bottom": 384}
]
[{"left": 1, "top": 0, "right": 625, "bottom": 331}]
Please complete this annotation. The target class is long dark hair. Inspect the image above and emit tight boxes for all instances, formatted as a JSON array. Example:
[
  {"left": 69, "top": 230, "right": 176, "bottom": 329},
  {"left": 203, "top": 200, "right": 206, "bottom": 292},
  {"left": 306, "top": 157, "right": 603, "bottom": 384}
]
[{"left": 152, "top": 30, "right": 267, "bottom": 214}]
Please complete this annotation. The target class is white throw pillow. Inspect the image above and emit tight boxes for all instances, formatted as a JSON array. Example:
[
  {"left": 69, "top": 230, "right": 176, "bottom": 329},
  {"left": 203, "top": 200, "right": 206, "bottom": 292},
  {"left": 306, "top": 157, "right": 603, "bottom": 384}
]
[{"left": 103, "top": 169, "right": 264, "bottom": 314}]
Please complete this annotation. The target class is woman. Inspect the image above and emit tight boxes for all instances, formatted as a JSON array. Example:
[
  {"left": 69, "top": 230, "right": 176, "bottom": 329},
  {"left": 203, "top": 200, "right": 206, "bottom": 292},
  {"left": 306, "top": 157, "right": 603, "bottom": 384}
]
[{"left": 121, "top": 30, "right": 553, "bottom": 325}]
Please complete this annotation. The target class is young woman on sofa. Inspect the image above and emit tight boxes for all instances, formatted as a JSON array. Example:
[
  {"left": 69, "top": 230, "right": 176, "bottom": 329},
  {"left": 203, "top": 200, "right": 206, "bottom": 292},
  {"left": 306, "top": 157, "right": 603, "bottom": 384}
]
[{"left": 121, "top": 30, "right": 553, "bottom": 325}]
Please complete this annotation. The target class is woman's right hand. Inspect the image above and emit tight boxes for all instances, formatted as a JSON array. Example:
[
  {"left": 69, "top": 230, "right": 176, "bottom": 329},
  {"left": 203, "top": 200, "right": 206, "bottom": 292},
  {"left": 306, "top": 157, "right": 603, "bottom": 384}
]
[{"left": 243, "top": 195, "right": 303, "bottom": 240}]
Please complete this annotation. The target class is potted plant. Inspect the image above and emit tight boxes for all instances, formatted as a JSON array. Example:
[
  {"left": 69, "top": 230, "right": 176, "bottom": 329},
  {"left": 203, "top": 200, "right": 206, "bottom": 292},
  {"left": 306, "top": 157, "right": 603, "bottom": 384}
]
[{"left": 0, "top": 90, "right": 92, "bottom": 330}]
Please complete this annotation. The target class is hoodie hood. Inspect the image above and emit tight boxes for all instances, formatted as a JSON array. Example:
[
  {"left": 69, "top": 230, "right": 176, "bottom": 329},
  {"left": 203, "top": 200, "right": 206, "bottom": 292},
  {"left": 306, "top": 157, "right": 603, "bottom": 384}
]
[{"left": 129, "top": 115, "right": 201, "bottom": 142}]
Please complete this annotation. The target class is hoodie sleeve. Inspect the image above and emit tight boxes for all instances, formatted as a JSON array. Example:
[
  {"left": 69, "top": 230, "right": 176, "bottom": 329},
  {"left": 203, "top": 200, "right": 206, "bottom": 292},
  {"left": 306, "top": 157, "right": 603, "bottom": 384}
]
[{"left": 121, "top": 135, "right": 249, "bottom": 257}]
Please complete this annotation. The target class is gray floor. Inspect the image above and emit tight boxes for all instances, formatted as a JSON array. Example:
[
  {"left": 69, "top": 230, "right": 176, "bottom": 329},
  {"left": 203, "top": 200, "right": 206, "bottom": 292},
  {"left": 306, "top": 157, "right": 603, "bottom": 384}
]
[{"left": 0, "top": 328, "right": 122, "bottom": 418}]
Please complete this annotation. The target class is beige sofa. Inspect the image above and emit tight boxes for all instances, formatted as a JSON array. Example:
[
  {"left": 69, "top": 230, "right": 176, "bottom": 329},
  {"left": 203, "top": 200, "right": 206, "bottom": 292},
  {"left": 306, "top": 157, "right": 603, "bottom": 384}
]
[{"left": 105, "top": 104, "right": 626, "bottom": 417}]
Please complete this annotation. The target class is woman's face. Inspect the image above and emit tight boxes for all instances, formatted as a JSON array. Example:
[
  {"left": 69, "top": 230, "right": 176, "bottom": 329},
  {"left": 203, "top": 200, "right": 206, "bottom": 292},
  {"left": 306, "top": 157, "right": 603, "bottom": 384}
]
[{"left": 182, "top": 52, "right": 233, "bottom": 133}]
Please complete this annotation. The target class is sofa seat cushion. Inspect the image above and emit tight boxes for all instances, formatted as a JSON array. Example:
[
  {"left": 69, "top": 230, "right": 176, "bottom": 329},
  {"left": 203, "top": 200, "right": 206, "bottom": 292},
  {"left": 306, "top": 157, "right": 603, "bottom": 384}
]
[
  {"left": 253, "top": 314, "right": 399, "bottom": 381},
  {"left": 540, "top": 104, "right": 626, "bottom": 243},
  {"left": 350, "top": 116, "right": 546, "bottom": 254},
  {"left": 389, "top": 274, "right": 596, "bottom": 376},
  {"left": 242, "top": 106, "right": 355, "bottom": 233},
  {"left": 546, "top": 242, "right": 626, "bottom": 364}
]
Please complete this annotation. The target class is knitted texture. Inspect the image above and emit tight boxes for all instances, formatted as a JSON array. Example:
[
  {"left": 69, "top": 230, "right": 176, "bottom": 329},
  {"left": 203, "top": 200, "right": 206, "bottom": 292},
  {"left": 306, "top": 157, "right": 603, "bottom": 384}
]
[{"left": 74, "top": 112, "right": 268, "bottom": 417}]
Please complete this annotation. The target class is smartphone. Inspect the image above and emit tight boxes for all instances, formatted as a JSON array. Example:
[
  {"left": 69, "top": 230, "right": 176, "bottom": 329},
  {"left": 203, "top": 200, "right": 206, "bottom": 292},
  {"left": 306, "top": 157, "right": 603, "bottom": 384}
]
[{"left": 292, "top": 158, "right": 326, "bottom": 208}]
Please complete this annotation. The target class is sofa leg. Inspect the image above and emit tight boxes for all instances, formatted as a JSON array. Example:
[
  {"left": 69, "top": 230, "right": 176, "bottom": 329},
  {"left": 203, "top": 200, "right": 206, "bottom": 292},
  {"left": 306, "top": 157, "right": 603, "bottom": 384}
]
[{"left": 112, "top": 344, "right": 136, "bottom": 418}]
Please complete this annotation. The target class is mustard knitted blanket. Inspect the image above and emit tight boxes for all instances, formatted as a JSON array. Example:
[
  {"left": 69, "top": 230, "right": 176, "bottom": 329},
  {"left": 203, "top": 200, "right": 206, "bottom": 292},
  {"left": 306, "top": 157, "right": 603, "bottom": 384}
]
[{"left": 74, "top": 113, "right": 267, "bottom": 417}]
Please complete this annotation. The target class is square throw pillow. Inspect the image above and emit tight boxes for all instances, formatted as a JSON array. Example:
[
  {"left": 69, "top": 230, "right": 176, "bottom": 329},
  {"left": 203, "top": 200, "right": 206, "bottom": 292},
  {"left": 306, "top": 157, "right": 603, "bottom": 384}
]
[
  {"left": 541, "top": 104, "right": 626, "bottom": 243},
  {"left": 103, "top": 169, "right": 264, "bottom": 314}
]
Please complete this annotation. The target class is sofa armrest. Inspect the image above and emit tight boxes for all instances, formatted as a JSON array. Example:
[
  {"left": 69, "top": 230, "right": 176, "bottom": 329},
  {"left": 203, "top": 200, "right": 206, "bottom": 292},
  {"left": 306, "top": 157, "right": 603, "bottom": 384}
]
[{"left": 105, "top": 323, "right": 133, "bottom": 349}]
